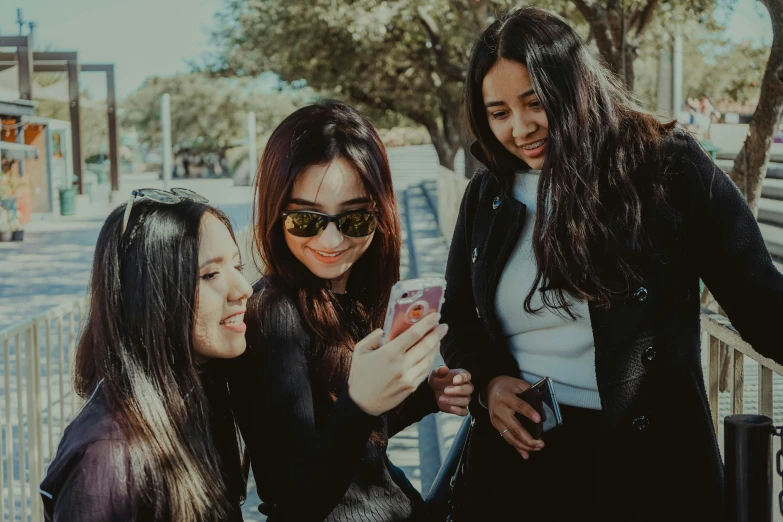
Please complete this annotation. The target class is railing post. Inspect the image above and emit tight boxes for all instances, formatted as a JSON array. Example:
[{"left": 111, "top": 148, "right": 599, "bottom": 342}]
[{"left": 724, "top": 414, "right": 774, "bottom": 522}]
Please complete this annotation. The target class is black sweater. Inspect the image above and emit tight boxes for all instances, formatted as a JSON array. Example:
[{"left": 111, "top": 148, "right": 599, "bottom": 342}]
[{"left": 227, "top": 278, "right": 439, "bottom": 522}]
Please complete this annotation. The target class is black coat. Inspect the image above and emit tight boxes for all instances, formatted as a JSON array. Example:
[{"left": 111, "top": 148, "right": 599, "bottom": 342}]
[{"left": 440, "top": 130, "right": 783, "bottom": 521}]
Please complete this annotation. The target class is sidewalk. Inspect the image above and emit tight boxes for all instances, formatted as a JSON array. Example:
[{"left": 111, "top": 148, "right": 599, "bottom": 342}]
[{"left": 0, "top": 174, "right": 254, "bottom": 330}]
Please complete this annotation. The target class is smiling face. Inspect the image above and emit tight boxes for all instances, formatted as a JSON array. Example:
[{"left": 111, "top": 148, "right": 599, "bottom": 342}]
[
  {"left": 482, "top": 59, "right": 550, "bottom": 170},
  {"left": 283, "top": 156, "right": 375, "bottom": 294},
  {"left": 192, "top": 212, "right": 253, "bottom": 360}
]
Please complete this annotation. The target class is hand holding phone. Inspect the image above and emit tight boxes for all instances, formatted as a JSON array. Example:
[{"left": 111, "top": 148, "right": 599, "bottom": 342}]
[
  {"left": 515, "top": 377, "right": 563, "bottom": 439},
  {"left": 381, "top": 277, "right": 447, "bottom": 345}
]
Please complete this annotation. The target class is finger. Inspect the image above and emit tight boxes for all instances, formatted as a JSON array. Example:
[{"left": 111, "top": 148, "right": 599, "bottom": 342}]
[
  {"left": 448, "top": 405, "right": 469, "bottom": 416},
  {"left": 451, "top": 369, "right": 472, "bottom": 385},
  {"left": 387, "top": 313, "right": 441, "bottom": 354},
  {"left": 504, "top": 413, "right": 544, "bottom": 450},
  {"left": 434, "top": 365, "right": 450, "bottom": 377},
  {"left": 509, "top": 396, "right": 541, "bottom": 423},
  {"left": 443, "top": 383, "right": 474, "bottom": 396},
  {"left": 410, "top": 351, "right": 438, "bottom": 387},
  {"left": 438, "top": 395, "right": 470, "bottom": 407},
  {"left": 355, "top": 329, "right": 383, "bottom": 353},
  {"left": 404, "top": 328, "right": 442, "bottom": 368},
  {"left": 496, "top": 422, "right": 537, "bottom": 453}
]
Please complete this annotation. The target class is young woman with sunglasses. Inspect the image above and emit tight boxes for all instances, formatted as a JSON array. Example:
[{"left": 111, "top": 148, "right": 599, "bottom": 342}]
[
  {"left": 227, "top": 100, "right": 473, "bottom": 522},
  {"left": 440, "top": 7, "right": 783, "bottom": 522},
  {"left": 40, "top": 189, "right": 253, "bottom": 521}
]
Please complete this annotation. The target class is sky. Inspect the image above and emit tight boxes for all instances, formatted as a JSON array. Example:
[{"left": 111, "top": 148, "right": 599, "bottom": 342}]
[{"left": 0, "top": 0, "right": 775, "bottom": 101}]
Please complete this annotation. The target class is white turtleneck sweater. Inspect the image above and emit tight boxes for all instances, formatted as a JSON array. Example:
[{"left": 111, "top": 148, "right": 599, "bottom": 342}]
[{"left": 494, "top": 171, "right": 601, "bottom": 410}]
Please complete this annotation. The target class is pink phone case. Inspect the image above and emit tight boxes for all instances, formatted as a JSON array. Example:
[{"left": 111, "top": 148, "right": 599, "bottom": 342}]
[{"left": 381, "top": 277, "right": 447, "bottom": 345}]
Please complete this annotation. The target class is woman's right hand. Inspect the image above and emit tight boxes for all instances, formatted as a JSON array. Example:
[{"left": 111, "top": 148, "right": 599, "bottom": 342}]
[
  {"left": 484, "top": 376, "right": 545, "bottom": 459},
  {"left": 348, "top": 313, "right": 447, "bottom": 416}
]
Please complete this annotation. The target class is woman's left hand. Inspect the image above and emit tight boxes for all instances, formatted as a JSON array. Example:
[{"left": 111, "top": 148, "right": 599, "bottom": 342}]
[{"left": 429, "top": 366, "right": 473, "bottom": 416}]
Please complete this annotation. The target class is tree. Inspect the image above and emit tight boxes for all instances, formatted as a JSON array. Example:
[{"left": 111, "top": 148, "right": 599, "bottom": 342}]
[
  {"left": 570, "top": 0, "right": 727, "bottom": 90},
  {"left": 633, "top": 23, "right": 770, "bottom": 109},
  {"left": 730, "top": 0, "right": 783, "bottom": 216},
  {"left": 207, "top": 0, "right": 731, "bottom": 172},
  {"left": 121, "top": 73, "right": 301, "bottom": 168},
  {"left": 207, "top": 0, "right": 546, "bottom": 171}
]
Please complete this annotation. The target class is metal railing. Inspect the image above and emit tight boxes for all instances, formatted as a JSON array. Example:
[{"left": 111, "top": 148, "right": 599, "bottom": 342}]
[
  {"left": 702, "top": 307, "right": 781, "bottom": 432},
  {"left": 1, "top": 298, "right": 86, "bottom": 522},
  {"left": 701, "top": 306, "right": 782, "bottom": 522},
  {"left": 0, "top": 294, "right": 778, "bottom": 520}
]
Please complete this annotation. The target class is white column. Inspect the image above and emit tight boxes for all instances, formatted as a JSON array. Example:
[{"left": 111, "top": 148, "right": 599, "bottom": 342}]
[
  {"left": 672, "top": 28, "right": 683, "bottom": 118},
  {"left": 656, "top": 33, "right": 672, "bottom": 117},
  {"left": 161, "top": 93, "right": 172, "bottom": 190},
  {"left": 247, "top": 112, "right": 257, "bottom": 184}
]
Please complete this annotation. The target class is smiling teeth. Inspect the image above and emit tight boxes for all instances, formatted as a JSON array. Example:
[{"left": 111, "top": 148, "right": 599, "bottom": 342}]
[
  {"left": 523, "top": 139, "right": 547, "bottom": 150},
  {"left": 316, "top": 251, "right": 341, "bottom": 257},
  {"left": 222, "top": 314, "right": 244, "bottom": 325}
]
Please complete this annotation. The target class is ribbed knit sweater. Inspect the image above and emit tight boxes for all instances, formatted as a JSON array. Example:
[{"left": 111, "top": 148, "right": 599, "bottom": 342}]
[{"left": 226, "top": 277, "right": 439, "bottom": 522}]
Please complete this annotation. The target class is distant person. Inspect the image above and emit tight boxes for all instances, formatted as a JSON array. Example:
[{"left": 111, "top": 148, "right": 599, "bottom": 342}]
[
  {"left": 443, "top": 6, "right": 783, "bottom": 522},
  {"left": 227, "top": 100, "right": 474, "bottom": 521},
  {"left": 40, "top": 189, "right": 253, "bottom": 521}
]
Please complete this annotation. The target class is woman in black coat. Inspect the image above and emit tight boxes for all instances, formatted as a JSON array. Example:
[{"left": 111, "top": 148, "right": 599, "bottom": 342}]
[{"left": 440, "top": 7, "right": 783, "bottom": 522}]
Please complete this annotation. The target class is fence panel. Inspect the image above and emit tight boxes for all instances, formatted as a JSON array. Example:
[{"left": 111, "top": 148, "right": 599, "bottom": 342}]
[{"left": 0, "top": 299, "right": 86, "bottom": 522}]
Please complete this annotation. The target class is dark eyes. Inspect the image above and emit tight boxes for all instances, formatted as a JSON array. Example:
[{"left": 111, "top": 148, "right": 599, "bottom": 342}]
[{"left": 201, "top": 263, "right": 245, "bottom": 281}]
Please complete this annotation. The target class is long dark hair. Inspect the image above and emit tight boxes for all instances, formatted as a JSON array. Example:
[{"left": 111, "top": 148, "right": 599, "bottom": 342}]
[
  {"left": 74, "top": 199, "right": 242, "bottom": 521},
  {"left": 465, "top": 6, "right": 676, "bottom": 315},
  {"left": 254, "top": 100, "right": 401, "bottom": 409}
]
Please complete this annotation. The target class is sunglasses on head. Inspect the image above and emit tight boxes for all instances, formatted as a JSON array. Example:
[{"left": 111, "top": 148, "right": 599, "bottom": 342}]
[
  {"left": 281, "top": 210, "right": 378, "bottom": 238},
  {"left": 121, "top": 187, "right": 209, "bottom": 236}
]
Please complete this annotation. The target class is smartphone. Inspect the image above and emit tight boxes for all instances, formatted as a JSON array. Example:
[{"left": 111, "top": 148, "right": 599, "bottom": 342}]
[
  {"left": 380, "top": 277, "right": 447, "bottom": 345},
  {"left": 515, "top": 377, "right": 563, "bottom": 439}
]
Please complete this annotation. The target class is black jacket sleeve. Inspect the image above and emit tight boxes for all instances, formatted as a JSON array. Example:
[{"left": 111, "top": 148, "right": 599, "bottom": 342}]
[
  {"left": 387, "top": 379, "right": 439, "bottom": 437},
  {"left": 672, "top": 132, "right": 783, "bottom": 360},
  {"left": 440, "top": 171, "right": 522, "bottom": 404},
  {"left": 46, "top": 440, "right": 134, "bottom": 522},
  {"left": 227, "top": 287, "right": 377, "bottom": 522}
]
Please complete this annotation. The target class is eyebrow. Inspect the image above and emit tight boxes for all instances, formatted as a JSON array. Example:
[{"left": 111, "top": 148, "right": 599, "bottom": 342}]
[
  {"left": 200, "top": 250, "right": 241, "bottom": 269},
  {"left": 484, "top": 88, "right": 536, "bottom": 109},
  {"left": 287, "top": 197, "right": 372, "bottom": 208}
]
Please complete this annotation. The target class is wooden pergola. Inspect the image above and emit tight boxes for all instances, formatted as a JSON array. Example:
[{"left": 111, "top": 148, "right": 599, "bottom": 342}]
[{"left": 0, "top": 35, "right": 120, "bottom": 195}]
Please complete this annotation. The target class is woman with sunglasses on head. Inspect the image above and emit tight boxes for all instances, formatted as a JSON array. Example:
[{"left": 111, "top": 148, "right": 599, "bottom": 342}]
[
  {"left": 441, "top": 6, "right": 783, "bottom": 522},
  {"left": 40, "top": 188, "right": 253, "bottom": 521},
  {"left": 227, "top": 100, "right": 473, "bottom": 522}
]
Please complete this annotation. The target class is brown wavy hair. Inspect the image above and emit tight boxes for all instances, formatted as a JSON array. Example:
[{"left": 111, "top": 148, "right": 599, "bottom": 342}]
[
  {"left": 465, "top": 7, "right": 676, "bottom": 316},
  {"left": 253, "top": 100, "right": 401, "bottom": 413}
]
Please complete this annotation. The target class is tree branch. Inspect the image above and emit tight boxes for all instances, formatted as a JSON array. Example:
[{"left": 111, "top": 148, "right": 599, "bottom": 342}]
[
  {"left": 416, "top": 7, "right": 466, "bottom": 83},
  {"left": 628, "top": 0, "right": 660, "bottom": 38}
]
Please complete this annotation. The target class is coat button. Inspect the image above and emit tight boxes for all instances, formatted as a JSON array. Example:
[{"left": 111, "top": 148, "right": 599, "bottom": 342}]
[
  {"left": 472, "top": 247, "right": 479, "bottom": 263},
  {"left": 632, "top": 416, "right": 649, "bottom": 431},
  {"left": 492, "top": 196, "right": 501, "bottom": 209},
  {"left": 642, "top": 346, "right": 656, "bottom": 366},
  {"left": 633, "top": 287, "right": 649, "bottom": 303}
]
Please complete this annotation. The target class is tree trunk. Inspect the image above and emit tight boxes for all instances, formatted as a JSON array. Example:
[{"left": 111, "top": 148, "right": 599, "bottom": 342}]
[
  {"left": 428, "top": 131, "right": 459, "bottom": 171},
  {"left": 729, "top": 0, "right": 783, "bottom": 217},
  {"left": 574, "top": 2, "right": 641, "bottom": 90},
  {"left": 706, "top": 0, "right": 782, "bottom": 391}
]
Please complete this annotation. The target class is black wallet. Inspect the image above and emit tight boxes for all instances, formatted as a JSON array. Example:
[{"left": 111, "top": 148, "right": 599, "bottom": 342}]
[{"left": 515, "top": 377, "right": 563, "bottom": 439}]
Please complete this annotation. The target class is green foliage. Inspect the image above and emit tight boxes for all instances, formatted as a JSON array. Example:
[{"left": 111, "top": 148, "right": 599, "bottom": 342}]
[
  {"left": 33, "top": 99, "right": 109, "bottom": 160},
  {"left": 120, "top": 73, "right": 304, "bottom": 154},
  {"left": 634, "top": 22, "right": 770, "bottom": 108}
]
